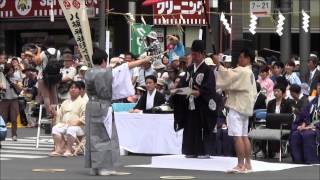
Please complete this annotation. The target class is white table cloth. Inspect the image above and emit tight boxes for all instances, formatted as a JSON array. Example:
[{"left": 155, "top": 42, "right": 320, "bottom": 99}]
[{"left": 114, "top": 112, "right": 183, "bottom": 154}]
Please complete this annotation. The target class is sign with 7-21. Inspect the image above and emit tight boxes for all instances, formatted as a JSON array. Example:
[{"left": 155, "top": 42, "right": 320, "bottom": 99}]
[{"left": 250, "top": 0, "right": 272, "bottom": 17}]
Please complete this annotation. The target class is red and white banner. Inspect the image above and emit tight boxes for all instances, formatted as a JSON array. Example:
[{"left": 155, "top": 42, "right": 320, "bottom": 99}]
[
  {"left": 0, "top": 0, "right": 98, "bottom": 19},
  {"left": 58, "top": 0, "right": 93, "bottom": 67},
  {"left": 153, "top": 0, "right": 209, "bottom": 26}
]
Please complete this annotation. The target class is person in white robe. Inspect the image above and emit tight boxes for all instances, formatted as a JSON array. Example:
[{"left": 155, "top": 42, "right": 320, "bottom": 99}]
[{"left": 49, "top": 81, "right": 86, "bottom": 157}]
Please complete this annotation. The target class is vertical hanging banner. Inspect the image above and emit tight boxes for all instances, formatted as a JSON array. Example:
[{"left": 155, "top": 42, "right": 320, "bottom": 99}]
[
  {"left": 58, "top": 0, "right": 93, "bottom": 67},
  {"left": 131, "top": 23, "right": 152, "bottom": 56}
]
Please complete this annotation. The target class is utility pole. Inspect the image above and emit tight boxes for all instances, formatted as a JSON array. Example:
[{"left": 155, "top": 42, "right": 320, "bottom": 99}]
[
  {"left": 299, "top": 0, "right": 310, "bottom": 79},
  {"left": 205, "top": 0, "right": 219, "bottom": 54},
  {"left": 99, "top": 0, "right": 106, "bottom": 50},
  {"left": 280, "top": 0, "right": 292, "bottom": 64},
  {"left": 0, "top": 21, "right": 4, "bottom": 52},
  {"left": 231, "top": 0, "right": 243, "bottom": 41}
]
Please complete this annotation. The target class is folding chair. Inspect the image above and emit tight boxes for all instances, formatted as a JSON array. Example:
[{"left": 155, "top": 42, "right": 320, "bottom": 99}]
[
  {"left": 73, "top": 136, "right": 86, "bottom": 156},
  {"left": 253, "top": 109, "right": 267, "bottom": 128},
  {"left": 316, "top": 129, "right": 320, "bottom": 157},
  {"left": 249, "top": 113, "right": 295, "bottom": 162}
]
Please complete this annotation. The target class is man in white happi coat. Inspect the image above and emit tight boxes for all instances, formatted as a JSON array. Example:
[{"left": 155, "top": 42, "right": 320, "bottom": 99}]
[{"left": 213, "top": 49, "right": 257, "bottom": 173}]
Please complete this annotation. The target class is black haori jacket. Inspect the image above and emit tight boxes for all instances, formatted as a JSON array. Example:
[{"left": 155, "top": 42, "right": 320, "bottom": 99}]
[{"left": 171, "top": 62, "right": 218, "bottom": 132}]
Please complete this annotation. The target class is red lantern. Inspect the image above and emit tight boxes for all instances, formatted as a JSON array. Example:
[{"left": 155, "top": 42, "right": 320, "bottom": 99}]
[{"left": 142, "top": 0, "right": 166, "bottom": 6}]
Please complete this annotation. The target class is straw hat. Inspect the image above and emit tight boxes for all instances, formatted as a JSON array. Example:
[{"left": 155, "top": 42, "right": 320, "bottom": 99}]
[
  {"left": 79, "top": 65, "right": 88, "bottom": 71},
  {"left": 147, "top": 31, "right": 158, "bottom": 40},
  {"left": 152, "top": 60, "right": 166, "bottom": 70},
  {"left": 157, "top": 78, "right": 165, "bottom": 86}
]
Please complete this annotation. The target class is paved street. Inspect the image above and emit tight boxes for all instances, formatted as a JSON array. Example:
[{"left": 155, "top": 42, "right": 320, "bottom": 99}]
[{"left": 0, "top": 128, "right": 319, "bottom": 180}]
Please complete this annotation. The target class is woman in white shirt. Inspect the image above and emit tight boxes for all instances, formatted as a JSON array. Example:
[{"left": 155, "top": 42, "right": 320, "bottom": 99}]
[
  {"left": 284, "top": 60, "right": 301, "bottom": 85},
  {"left": 10, "top": 57, "right": 24, "bottom": 85}
]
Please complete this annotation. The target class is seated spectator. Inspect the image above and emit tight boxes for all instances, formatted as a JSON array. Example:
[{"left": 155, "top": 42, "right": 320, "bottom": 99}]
[
  {"left": 285, "top": 60, "right": 301, "bottom": 85},
  {"left": 49, "top": 81, "right": 86, "bottom": 157},
  {"left": 271, "top": 61, "right": 284, "bottom": 83},
  {"left": 304, "top": 55, "right": 320, "bottom": 95},
  {"left": 130, "top": 75, "right": 166, "bottom": 113},
  {"left": 267, "top": 83, "right": 292, "bottom": 114},
  {"left": 127, "top": 86, "right": 146, "bottom": 103},
  {"left": 257, "top": 65, "right": 274, "bottom": 99},
  {"left": 264, "top": 83, "right": 293, "bottom": 158},
  {"left": 289, "top": 84, "right": 309, "bottom": 119},
  {"left": 290, "top": 80, "right": 320, "bottom": 164},
  {"left": 77, "top": 81, "right": 88, "bottom": 103}
]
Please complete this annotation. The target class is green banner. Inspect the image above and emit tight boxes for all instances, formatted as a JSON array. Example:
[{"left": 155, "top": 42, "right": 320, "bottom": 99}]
[{"left": 131, "top": 23, "right": 152, "bottom": 56}]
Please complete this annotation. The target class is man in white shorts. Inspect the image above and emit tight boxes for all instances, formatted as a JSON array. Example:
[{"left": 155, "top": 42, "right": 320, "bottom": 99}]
[
  {"left": 49, "top": 81, "right": 86, "bottom": 157},
  {"left": 227, "top": 109, "right": 249, "bottom": 137},
  {"left": 213, "top": 49, "right": 257, "bottom": 173}
]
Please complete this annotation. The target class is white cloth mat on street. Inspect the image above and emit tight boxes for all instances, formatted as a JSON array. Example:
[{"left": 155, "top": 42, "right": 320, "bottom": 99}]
[{"left": 127, "top": 155, "right": 313, "bottom": 172}]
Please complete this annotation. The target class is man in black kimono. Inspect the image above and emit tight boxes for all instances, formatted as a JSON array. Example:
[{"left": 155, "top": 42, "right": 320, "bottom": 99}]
[{"left": 172, "top": 40, "right": 217, "bottom": 158}]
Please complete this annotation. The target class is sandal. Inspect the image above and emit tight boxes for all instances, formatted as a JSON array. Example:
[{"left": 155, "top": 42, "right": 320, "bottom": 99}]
[{"left": 48, "top": 151, "right": 62, "bottom": 157}]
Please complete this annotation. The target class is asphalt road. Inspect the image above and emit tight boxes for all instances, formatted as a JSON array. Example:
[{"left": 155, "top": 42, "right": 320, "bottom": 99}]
[{"left": 0, "top": 128, "right": 319, "bottom": 180}]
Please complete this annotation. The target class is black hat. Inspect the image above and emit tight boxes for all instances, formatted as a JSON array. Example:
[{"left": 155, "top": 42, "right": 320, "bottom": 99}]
[
  {"left": 22, "top": 67, "right": 38, "bottom": 73},
  {"left": 62, "top": 48, "right": 73, "bottom": 55},
  {"left": 191, "top": 40, "right": 205, "bottom": 53},
  {"left": 165, "top": 66, "right": 176, "bottom": 72}
]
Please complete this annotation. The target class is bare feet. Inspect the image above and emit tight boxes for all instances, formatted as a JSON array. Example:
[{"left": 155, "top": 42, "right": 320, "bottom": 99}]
[
  {"left": 48, "top": 151, "right": 63, "bottom": 157},
  {"left": 244, "top": 164, "right": 252, "bottom": 171},
  {"left": 227, "top": 165, "right": 246, "bottom": 173}
]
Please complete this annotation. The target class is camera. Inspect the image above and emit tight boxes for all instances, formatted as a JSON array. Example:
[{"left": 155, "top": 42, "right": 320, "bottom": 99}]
[
  {"left": 0, "top": 89, "right": 5, "bottom": 100},
  {"left": 0, "top": 64, "right": 4, "bottom": 72}
]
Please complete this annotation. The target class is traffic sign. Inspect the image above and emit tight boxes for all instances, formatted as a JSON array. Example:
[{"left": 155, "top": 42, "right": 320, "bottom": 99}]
[{"left": 250, "top": 0, "right": 272, "bottom": 17}]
